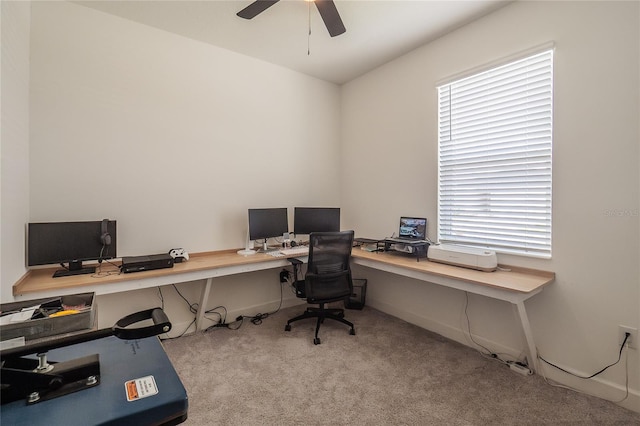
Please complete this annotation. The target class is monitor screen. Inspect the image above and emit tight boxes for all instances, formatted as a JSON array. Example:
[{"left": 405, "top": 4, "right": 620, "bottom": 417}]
[
  {"left": 399, "top": 217, "right": 427, "bottom": 239},
  {"left": 248, "top": 208, "right": 289, "bottom": 241},
  {"left": 28, "top": 220, "right": 117, "bottom": 277},
  {"left": 294, "top": 207, "right": 340, "bottom": 235}
]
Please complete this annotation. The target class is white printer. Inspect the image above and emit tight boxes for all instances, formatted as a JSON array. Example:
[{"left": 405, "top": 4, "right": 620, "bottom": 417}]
[{"left": 427, "top": 244, "right": 497, "bottom": 272}]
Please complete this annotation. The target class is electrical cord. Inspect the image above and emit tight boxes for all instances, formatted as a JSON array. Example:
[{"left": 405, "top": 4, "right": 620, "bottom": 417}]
[
  {"left": 464, "top": 292, "right": 494, "bottom": 356},
  {"left": 171, "top": 284, "right": 199, "bottom": 314},
  {"left": 206, "top": 275, "right": 285, "bottom": 331},
  {"left": 204, "top": 306, "right": 229, "bottom": 331},
  {"left": 236, "top": 280, "right": 285, "bottom": 328},
  {"left": 91, "top": 259, "right": 122, "bottom": 278},
  {"left": 615, "top": 349, "right": 630, "bottom": 403},
  {"left": 205, "top": 311, "right": 223, "bottom": 324},
  {"left": 159, "top": 296, "right": 228, "bottom": 333},
  {"left": 157, "top": 287, "right": 165, "bottom": 309},
  {"left": 538, "top": 333, "right": 630, "bottom": 379},
  {"left": 155, "top": 285, "right": 198, "bottom": 339},
  {"left": 538, "top": 337, "right": 630, "bottom": 403},
  {"left": 206, "top": 305, "right": 227, "bottom": 321},
  {"left": 465, "top": 291, "right": 630, "bottom": 399},
  {"left": 463, "top": 292, "right": 527, "bottom": 368},
  {"left": 55, "top": 258, "right": 122, "bottom": 278}
]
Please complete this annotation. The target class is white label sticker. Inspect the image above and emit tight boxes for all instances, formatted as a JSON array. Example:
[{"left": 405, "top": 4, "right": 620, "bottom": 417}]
[{"left": 125, "top": 375, "right": 158, "bottom": 402}]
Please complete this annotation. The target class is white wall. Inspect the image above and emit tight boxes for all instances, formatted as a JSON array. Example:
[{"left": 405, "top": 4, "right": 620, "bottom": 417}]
[
  {"left": 12, "top": 1, "right": 341, "bottom": 330},
  {"left": 29, "top": 2, "right": 341, "bottom": 255},
  {"left": 1, "top": 1, "right": 31, "bottom": 301},
  {"left": 341, "top": 0, "right": 639, "bottom": 411}
]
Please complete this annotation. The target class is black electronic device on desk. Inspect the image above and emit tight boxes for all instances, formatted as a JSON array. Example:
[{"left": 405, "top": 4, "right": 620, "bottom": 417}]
[
  {"left": 1, "top": 308, "right": 188, "bottom": 426},
  {"left": 382, "top": 239, "right": 429, "bottom": 261},
  {"left": 121, "top": 254, "right": 174, "bottom": 273}
]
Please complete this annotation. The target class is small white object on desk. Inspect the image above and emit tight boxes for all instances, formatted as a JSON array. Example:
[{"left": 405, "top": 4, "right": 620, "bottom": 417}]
[
  {"left": 279, "top": 246, "right": 309, "bottom": 257},
  {"left": 168, "top": 248, "right": 190, "bottom": 261},
  {"left": 427, "top": 244, "right": 497, "bottom": 272},
  {"left": 267, "top": 251, "right": 285, "bottom": 257},
  {"left": 237, "top": 249, "right": 256, "bottom": 255}
]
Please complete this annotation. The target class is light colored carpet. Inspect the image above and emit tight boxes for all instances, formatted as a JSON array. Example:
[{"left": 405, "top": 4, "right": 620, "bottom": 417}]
[{"left": 162, "top": 305, "right": 640, "bottom": 425}]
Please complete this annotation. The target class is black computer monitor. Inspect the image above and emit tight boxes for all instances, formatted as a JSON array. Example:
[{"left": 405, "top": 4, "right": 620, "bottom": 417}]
[
  {"left": 28, "top": 219, "right": 117, "bottom": 278},
  {"left": 293, "top": 207, "right": 340, "bottom": 235},
  {"left": 248, "top": 208, "right": 289, "bottom": 242}
]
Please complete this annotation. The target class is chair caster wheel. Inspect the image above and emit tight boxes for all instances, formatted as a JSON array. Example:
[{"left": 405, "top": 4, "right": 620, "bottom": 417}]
[
  {"left": 349, "top": 329, "right": 356, "bottom": 335},
  {"left": 313, "top": 338, "right": 321, "bottom": 345},
  {"left": 285, "top": 324, "right": 291, "bottom": 331}
]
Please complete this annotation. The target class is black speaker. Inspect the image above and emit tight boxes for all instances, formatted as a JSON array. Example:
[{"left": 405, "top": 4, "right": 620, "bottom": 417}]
[{"left": 101, "top": 219, "right": 111, "bottom": 246}]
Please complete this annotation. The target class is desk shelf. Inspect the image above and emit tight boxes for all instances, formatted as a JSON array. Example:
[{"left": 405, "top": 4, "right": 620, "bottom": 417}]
[{"left": 378, "top": 239, "right": 429, "bottom": 261}]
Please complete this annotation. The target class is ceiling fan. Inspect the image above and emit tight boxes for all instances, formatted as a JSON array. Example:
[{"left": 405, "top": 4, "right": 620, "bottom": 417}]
[{"left": 237, "top": 0, "right": 346, "bottom": 37}]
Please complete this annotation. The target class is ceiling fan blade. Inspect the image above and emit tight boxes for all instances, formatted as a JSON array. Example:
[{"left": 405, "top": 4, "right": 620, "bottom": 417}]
[
  {"left": 314, "top": 0, "right": 346, "bottom": 37},
  {"left": 237, "top": 0, "right": 280, "bottom": 20}
]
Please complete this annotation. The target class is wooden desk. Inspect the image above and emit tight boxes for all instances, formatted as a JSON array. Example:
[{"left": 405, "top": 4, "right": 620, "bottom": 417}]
[
  {"left": 14, "top": 248, "right": 554, "bottom": 371},
  {"left": 13, "top": 250, "right": 293, "bottom": 331},
  {"left": 351, "top": 249, "right": 555, "bottom": 372}
]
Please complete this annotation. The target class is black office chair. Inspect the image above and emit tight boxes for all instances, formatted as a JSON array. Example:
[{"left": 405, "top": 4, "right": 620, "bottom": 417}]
[{"left": 284, "top": 230, "right": 356, "bottom": 345}]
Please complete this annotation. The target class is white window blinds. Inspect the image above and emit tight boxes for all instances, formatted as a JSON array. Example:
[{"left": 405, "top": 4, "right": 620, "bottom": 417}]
[{"left": 437, "top": 49, "right": 553, "bottom": 258}]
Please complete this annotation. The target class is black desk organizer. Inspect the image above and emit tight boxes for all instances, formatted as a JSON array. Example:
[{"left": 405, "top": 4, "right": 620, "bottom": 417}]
[
  {"left": 353, "top": 238, "right": 429, "bottom": 262},
  {"left": 379, "top": 239, "right": 429, "bottom": 262}
]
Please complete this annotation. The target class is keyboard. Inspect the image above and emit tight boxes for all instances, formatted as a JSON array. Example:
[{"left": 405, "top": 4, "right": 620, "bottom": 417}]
[
  {"left": 279, "top": 246, "right": 309, "bottom": 257},
  {"left": 266, "top": 250, "right": 285, "bottom": 257}
]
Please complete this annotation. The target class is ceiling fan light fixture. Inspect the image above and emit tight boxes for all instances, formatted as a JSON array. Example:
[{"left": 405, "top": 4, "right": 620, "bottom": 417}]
[{"left": 237, "top": 0, "right": 346, "bottom": 37}]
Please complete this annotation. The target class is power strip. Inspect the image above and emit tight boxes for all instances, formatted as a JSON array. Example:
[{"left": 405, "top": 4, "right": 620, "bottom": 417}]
[{"left": 508, "top": 362, "right": 533, "bottom": 376}]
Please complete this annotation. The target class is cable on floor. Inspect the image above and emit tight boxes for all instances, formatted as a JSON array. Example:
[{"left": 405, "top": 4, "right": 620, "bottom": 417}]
[{"left": 208, "top": 276, "right": 285, "bottom": 331}]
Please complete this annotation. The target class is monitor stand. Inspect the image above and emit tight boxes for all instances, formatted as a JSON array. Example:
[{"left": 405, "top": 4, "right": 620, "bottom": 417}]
[
  {"left": 236, "top": 249, "right": 256, "bottom": 256},
  {"left": 52, "top": 261, "right": 96, "bottom": 278},
  {"left": 237, "top": 229, "right": 257, "bottom": 255}
]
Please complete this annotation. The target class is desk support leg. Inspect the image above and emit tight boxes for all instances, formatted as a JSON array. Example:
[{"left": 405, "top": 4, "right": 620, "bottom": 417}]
[
  {"left": 196, "top": 278, "right": 213, "bottom": 331},
  {"left": 513, "top": 301, "right": 539, "bottom": 373}
]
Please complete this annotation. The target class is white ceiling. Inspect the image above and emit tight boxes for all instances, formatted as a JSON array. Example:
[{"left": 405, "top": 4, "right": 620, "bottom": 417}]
[{"left": 74, "top": 0, "right": 511, "bottom": 85}]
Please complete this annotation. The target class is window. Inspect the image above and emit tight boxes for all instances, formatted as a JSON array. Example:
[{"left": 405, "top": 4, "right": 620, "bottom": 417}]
[{"left": 437, "top": 49, "right": 553, "bottom": 258}]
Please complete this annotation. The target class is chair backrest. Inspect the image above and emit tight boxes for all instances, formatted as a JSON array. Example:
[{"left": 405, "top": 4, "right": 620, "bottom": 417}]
[{"left": 305, "top": 230, "right": 355, "bottom": 303}]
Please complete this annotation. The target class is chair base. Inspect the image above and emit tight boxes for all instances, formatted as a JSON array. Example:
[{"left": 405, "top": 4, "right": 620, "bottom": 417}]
[{"left": 285, "top": 304, "right": 355, "bottom": 345}]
